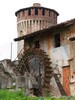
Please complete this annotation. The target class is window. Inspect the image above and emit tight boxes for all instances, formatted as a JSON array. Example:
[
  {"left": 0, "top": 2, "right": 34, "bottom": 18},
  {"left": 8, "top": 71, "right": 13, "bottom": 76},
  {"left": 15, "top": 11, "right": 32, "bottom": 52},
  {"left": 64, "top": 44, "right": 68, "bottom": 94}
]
[
  {"left": 35, "top": 8, "right": 38, "bottom": 15},
  {"left": 54, "top": 34, "right": 60, "bottom": 47},
  {"left": 49, "top": 10, "right": 51, "bottom": 16},
  {"left": 34, "top": 41, "right": 40, "bottom": 48},
  {"left": 28, "top": 9, "right": 31, "bottom": 15},
  {"left": 42, "top": 9, "right": 45, "bottom": 15}
]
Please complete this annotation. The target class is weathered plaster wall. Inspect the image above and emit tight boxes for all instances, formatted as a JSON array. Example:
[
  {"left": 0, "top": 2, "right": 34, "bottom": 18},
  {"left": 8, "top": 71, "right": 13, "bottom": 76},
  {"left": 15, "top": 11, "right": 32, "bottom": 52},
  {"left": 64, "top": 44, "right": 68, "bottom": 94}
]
[
  {"left": 21, "top": 23, "right": 75, "bottom": 96},
  {"left": 36, "top": 24, "right": 75, "bottom": 96}
]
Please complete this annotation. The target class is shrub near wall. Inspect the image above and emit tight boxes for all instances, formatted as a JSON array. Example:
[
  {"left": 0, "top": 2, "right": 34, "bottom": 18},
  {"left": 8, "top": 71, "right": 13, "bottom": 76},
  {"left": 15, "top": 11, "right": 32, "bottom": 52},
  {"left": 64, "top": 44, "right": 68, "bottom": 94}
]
[
  {"left": 0, "top": 90, "right": 25, "bottom": 100},
  {"left": 0, "top": 90, "right": 39, "bottom": 100}
]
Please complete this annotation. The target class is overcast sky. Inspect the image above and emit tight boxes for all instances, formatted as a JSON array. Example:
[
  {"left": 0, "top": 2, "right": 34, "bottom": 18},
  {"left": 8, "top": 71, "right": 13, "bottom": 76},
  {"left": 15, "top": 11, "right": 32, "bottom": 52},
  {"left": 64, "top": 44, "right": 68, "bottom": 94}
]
[{"left": 0, "top": 0, "right": 75, "bottom": 60}]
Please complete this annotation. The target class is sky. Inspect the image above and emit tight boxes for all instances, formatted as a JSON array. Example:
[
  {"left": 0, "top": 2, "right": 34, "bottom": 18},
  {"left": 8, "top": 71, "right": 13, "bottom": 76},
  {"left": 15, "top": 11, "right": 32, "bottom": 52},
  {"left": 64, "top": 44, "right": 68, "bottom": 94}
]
[{"left": 0, "top": 0, "right": 75, "bottom": 61}]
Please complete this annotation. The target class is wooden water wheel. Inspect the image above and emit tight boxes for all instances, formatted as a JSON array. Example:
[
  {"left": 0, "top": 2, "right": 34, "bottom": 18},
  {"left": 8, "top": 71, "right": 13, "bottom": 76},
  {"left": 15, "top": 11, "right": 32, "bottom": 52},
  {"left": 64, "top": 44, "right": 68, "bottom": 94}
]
[{"left": 18, "top": 48, "right": 53, "bottom": 96}]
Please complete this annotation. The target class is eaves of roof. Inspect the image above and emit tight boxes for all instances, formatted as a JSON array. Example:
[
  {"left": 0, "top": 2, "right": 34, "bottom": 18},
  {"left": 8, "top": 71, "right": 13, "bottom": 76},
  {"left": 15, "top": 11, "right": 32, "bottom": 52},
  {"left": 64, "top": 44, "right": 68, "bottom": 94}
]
[{"left": 14, "top": 18, "right": 75, "bottom": 41}]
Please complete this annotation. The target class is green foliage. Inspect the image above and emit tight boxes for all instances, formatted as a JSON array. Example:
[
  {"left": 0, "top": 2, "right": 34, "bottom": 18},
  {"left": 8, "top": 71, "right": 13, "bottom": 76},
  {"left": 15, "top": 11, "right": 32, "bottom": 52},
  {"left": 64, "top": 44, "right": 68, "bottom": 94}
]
[
  {"left": 0, "top": 90, "right": 25, "bottom": 100},
  {"left": 0, "top": 90, "right": 74, "bottom": 100},
  {"left": 59, "top": 96, "right": 67, "bottom": 100},
  {"left": 45, "top": 90, "right": 51, "bottom": 97}
]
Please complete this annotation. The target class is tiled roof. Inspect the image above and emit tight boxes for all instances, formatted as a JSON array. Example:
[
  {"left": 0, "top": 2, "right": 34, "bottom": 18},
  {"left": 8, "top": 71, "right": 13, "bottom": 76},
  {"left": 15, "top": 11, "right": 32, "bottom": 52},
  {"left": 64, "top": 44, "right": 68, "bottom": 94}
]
[{"left": 14, "top": 18, "right": 75, "bottom": 41}]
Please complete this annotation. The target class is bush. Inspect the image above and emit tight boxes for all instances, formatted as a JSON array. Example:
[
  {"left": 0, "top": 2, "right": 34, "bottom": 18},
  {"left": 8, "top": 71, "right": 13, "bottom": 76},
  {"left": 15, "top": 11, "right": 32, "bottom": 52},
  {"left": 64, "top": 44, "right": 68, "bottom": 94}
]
[{"left": 0, "top": 90, "right": 25, "bottom": 100}]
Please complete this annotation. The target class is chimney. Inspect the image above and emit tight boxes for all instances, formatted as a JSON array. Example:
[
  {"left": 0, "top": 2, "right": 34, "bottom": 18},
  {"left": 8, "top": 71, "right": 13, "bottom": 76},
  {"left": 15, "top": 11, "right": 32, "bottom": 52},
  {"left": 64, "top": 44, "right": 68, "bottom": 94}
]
[{"left": 33, "top": 3, "right": 41, "bottom": 7}]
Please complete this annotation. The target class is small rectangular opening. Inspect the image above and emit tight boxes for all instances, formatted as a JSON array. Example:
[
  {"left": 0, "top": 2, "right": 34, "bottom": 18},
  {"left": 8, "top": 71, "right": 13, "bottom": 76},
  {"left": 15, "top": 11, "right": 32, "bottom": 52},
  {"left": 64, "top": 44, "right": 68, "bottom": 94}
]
[
  {"left": 54, "top": 34, "right": 60, "bottom": 47},
  {"left": 28, "top": 9, "right": 31, "bottom": 15},
  {"left": 35, "top": 8, "right": 38, "bottom": 15},
  {"left": 34, "top": 41, "right": 40, "bottom": 48},
  {"left": 49, "top": 10, "right": 51, "bottom": 16},
  {"left": 42, "top": 9, "right": 45, "bottom": 16}
]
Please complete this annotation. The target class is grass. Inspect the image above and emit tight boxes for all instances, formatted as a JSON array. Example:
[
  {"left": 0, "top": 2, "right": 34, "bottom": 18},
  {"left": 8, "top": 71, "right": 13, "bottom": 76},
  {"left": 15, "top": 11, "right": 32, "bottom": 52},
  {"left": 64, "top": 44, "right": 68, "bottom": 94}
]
[
  {"left": 0, "top": 90, "right": 74, "bottom": 100},
  {"left": 0, "top": 90, "right": 24, "bottom": 100},
  {"left": 0, "top": 90, "right": 38, "bottom": 100}
]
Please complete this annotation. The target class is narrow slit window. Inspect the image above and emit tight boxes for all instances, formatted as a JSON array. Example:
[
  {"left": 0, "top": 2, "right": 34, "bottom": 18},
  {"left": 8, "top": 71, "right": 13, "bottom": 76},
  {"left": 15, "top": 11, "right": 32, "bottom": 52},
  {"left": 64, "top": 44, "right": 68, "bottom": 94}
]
[
  {"left": 54, "top": 34, "right": 60, "bottom": 47},
  {"left": 28, "top": 9, "right": 31, "bottom": 16},
  {"left": 49, "top": 10, "right": 51, "bottom": 16},
  {"left": 35, "top": 8, "right": 38, "bottom": 15},
  {"left": 34, "top": 41, "right": 40, "bottom": 48},
  {"left": 42, "top": 9, "right": 45, "bottom": 16}
]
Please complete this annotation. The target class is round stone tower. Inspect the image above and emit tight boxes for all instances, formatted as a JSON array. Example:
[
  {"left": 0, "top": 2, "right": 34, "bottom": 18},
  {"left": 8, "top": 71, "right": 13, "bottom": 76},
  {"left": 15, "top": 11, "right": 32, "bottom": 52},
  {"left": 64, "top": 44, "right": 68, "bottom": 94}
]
[{"left": 15, "top": 3, "right": 59, "bottom": 54}]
